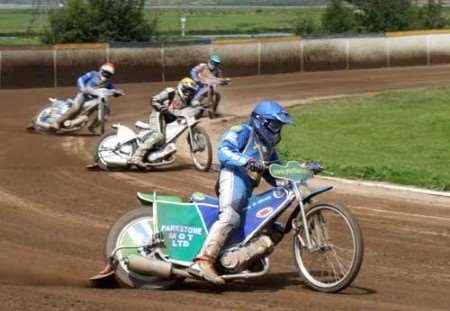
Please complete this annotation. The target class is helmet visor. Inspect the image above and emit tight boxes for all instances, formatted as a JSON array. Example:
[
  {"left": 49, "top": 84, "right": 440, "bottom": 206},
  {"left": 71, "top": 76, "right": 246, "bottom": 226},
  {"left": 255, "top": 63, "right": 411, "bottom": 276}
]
[
  {"left": 182, "top": 86, "right": 195, "bottom": 98},
  {"left": 267, "top": 119, "right": 284, "bottom": 133},
  {"left": 101, "top": 70, "right": 113, "bottom": 79}
]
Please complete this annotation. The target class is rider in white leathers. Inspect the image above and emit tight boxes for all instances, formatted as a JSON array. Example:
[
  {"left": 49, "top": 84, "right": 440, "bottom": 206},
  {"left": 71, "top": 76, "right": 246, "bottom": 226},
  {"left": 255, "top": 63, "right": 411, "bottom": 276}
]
[{"left": 129, "top": 77, "right": 198, "bottom": 168}]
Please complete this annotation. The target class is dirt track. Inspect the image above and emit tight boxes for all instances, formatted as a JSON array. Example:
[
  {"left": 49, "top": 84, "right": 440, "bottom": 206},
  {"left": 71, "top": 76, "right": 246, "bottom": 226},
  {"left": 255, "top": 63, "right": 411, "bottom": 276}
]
[{"left": 1, "top": 65, "right": 450, "bottom": 310}]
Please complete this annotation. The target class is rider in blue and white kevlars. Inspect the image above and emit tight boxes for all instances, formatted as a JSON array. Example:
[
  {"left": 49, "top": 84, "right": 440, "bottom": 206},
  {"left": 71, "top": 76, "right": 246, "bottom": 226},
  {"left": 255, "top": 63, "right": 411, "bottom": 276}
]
[
  {"left": 50, "top": 62, "right": 119, "bottom": 131},
  {"left": 190, "top": 54, "right": 223, "bottom": 102},
  {"left": 191, "top": 100, "right": 293, "bottom": 284}
]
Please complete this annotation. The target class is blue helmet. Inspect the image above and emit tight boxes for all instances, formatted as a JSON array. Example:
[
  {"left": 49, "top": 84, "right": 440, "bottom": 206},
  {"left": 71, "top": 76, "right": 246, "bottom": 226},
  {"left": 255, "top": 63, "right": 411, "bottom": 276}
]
[{"left": 250, "top": 100, "right": 292, "bottom": 147}]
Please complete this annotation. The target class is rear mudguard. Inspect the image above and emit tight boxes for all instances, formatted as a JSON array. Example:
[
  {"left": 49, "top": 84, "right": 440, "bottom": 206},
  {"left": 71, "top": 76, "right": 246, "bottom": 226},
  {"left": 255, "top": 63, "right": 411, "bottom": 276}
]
[
  {"left": 137, "top": 192, "right": 183, "bottom": 206},
  {"left": 112, "top": 124, "right": 137, "bottom": 145}
]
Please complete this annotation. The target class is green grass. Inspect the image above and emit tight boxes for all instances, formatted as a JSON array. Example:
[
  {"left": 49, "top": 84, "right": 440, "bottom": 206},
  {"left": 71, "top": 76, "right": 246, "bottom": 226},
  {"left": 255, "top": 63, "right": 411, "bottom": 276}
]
[
  {"left": 150, "top": 7, "right": 323, "bottom": 35},
  {"left": 278, "top": 87, "right": 450, "bottom": 191},
  {"left": 0, "top": 7, "right": 324, "bottom": 45}
]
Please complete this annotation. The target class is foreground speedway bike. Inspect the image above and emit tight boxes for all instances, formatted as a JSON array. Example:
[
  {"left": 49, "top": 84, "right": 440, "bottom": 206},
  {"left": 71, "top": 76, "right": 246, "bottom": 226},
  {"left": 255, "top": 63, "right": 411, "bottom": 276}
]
[
  {"left": 27, "top": 88, "right": 123, "bottom": 135},
  {"left": 93, "top": 161, "right": 364, "bottom": 293},
  {"left": 93, "top": 106, "right": 212, "bottom": 171},
  {"left": 195, "top": 77, "right": 231, "bottom": 119}
]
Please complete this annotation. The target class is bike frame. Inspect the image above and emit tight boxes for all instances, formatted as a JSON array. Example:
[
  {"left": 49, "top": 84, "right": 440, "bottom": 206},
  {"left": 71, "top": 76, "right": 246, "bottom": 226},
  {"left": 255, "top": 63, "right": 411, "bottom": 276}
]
[{"left": 110, "top": 110, "right": 200, "bottom": 157}]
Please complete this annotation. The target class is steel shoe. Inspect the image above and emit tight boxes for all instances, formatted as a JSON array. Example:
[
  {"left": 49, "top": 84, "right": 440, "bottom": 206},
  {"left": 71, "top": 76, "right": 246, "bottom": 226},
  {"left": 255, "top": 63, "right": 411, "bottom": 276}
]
[{"left": 189, "top": 257, "right": 225, "bottom": 285}]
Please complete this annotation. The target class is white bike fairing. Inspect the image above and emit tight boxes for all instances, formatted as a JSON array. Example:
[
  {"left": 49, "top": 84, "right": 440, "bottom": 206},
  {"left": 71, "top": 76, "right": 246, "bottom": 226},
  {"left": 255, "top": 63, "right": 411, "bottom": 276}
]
[{"left": 113, "top": 124, "right": 138, "bottom": 145}]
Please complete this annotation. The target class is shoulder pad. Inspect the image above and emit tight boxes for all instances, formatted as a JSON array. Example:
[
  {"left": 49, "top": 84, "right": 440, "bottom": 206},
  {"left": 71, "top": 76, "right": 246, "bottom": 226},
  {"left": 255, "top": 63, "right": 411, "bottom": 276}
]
[
  {"left": 166, "top": 87, "right": 175, "bottom": 93},
  {"left": 231, "top": 124, "right": 251, "bottom": 133},
  {"left": 230, "top": 125, "right": 243, "bottom": 133}
]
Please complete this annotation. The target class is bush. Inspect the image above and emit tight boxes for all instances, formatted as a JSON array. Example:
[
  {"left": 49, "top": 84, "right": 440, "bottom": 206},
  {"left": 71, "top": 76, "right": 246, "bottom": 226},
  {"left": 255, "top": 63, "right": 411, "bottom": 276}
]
[
  {"left": 420, "top": 0, "right": 447, "bottom": 29},
  {"left": 294, "top": 14, "right": 317, "bottom": 35},
  {"left": 351, "top": 0, "right": 420, "bottom": 32},
  {"left": 322, "top": 0, "right": 355, "bottom": 33},
  {"left": 42, "top": 0, "right": 157, "bottom": 44}
]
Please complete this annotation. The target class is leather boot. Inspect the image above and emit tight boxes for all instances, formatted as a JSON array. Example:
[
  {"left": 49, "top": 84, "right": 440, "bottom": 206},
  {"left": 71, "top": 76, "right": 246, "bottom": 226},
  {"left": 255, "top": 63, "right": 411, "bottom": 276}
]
[
  {"left": 190, "top": 256, "right": 225, "bottom": 285},
  {"left": 129, "top": 148, "right": 148, "bottom": 168}
]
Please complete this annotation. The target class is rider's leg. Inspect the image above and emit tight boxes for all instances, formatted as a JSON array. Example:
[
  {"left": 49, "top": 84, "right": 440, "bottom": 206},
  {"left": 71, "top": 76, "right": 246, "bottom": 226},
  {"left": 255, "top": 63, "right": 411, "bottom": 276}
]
[
  {"left": 50, "top": 93, "right": 84, "bottom": 129},
  {"left": 193, "top": 83, "right": 208, "bottom": 102},
  {"left": 130, "top": 111, "right": 164, "bottom": 167},
  {"left": 194, "top": 168, "right": 251, "bottom": 284}
]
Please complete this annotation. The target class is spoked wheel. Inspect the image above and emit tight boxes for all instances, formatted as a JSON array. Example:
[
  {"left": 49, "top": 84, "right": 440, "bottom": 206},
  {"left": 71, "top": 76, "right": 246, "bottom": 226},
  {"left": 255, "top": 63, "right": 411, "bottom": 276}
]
[
  {"left": 106, "top": 208, "right": 182, "bottom": 289},
  {"left": 95, "top": 130, "right": 136, "bottom": 171},
  {"left": 188, "top": 126, "right": 212, "bottom": 171},
  {"left": 293, "top": 203, "right": 364, "bottom": 293}
]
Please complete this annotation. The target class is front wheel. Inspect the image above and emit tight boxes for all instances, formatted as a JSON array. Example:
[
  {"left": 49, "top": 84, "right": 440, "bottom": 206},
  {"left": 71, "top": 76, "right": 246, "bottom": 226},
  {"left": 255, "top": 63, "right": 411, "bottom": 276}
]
[
  {"left": 210, "top": 92, "right": 221, "bottom": 119},
  {"left": 95, "top": 130, "right": 136, "bottom": 171},
  {"left": 292, "top": 203, "right": 364, "bottom": 293},
  {"left": 105, "top": 207, "right": 181, "bottom": 289},
  {"left": 188, "top": 126, "right": 212, "bottom": 171}
]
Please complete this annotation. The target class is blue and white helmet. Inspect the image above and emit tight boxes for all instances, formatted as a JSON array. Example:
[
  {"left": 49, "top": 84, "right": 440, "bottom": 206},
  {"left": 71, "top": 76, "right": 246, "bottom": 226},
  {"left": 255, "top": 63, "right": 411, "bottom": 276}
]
[{"left": 250, "top": 100, "right": 292, "bottom": 146}]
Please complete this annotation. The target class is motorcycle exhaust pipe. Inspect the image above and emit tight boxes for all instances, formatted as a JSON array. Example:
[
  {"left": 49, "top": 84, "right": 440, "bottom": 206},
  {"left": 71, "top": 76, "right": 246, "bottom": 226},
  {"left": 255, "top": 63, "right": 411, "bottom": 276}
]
[{"left": 127, "top": 256, "right": 190, "bottom": 279}]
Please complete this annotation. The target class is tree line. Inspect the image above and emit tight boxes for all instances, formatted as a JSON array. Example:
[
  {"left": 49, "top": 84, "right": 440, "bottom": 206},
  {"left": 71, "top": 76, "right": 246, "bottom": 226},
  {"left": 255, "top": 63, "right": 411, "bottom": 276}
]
[
  {"left": 296, "top": 0, "right": 447, "bottom": 35},
  {"left": 43, "top": 0, "right": 448, "bottom": 44}
]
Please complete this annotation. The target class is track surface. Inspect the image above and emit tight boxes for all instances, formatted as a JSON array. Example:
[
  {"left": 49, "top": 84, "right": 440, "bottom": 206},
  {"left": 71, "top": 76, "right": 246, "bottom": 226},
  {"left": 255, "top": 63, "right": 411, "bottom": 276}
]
[{"left": 1, "top": 65, "right": 450, "bottom": 310}]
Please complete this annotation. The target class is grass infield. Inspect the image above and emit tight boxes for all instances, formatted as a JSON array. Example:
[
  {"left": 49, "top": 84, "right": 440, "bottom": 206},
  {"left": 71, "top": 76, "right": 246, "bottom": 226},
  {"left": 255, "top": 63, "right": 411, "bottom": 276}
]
[
  {"left": 278, "top": 87, "right": 450, "bottom": 191},
  {"left": 0, "top": 7, "right": 321, "bottom": 45}
]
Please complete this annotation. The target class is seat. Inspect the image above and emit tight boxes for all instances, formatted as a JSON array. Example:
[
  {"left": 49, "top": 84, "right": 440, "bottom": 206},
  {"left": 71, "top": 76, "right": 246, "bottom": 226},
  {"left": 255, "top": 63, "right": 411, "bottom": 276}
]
[{"left": 190, "top": 192, "right": 219, "bottom": 206}]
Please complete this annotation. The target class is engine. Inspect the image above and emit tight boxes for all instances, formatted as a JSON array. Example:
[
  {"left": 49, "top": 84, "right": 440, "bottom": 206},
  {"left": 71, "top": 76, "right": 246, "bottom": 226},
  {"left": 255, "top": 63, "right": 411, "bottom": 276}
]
[{"left": 219, "top": 235, "right": 274, "bottom": 272}]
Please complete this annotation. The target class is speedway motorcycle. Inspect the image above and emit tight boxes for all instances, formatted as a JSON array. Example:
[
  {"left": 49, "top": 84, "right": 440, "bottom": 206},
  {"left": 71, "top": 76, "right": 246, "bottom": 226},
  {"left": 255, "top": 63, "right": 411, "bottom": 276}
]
[
  {"left": 93, "top": 106, "right": 212, "bottom": 171},
  {"left": 92, "top": 161, "right": 364, "bottom": 293},
  {"left": 195, "top": 77, "right": 231, "bottom": 119},
  {"left": 27, "top": 88, "right": 123, "bottom": 135}
]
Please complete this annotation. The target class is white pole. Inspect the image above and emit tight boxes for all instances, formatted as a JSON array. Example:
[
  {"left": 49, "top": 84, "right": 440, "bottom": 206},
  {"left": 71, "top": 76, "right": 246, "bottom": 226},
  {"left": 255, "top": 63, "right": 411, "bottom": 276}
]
[
  {"left": 426, "top": 35, "right": 431, "bottom": 66},
  {"left": 180, "top": 17, "right": 186, "bottom": 38},
  {"left": 300, "top": 40, "right": 304, "bottom": 72},
  {"left": 53, "top": 48, "right": 57, "bottom": 88},
  {"left": 257, "top": 41, "right": 261, "bottom": 75},
  {"left": 161, "top": 43, "right": 166, "bottom": 82},
  {"left": 386, "top": 37, "right": 391, "bottom": 68},
  {"left": 346, "top": 38, "right": 350, "bottom": 70}
]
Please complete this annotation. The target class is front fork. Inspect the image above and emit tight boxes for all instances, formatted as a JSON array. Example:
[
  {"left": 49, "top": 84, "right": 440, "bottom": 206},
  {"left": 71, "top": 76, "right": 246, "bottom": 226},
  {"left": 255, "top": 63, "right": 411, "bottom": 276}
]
[{"left": 291, "top": 182, "right": 314, "bottom": 251}]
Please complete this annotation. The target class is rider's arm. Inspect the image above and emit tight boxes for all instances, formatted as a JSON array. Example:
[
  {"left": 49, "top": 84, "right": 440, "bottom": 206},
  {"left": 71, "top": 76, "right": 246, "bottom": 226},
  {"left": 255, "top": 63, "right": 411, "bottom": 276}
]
[
  {"left": 77, "top": 71, "right": 97, "bottom": 95},
  {"left": 217, "top": 125, "right": 252, "bottom": 167},
  {"left": 190, "top": 66, "right": 200, "bottom": 81},
  {"left": 190, "top": 64, "right": 206, "bottom": 82},
  {"left": 215, "top": 67, "right": 223, "bottom": 78},
  {"left": 151, "top": 88, "right": 174, "bottom": 111},
  {"left": 262, "top": 150, "right": 281, "bottom": 186}
]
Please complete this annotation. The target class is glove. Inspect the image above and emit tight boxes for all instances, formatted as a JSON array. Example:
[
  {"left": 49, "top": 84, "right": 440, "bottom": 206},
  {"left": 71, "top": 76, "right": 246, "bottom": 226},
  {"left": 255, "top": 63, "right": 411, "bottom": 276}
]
[
  {"left": 113, "top": 89, "right": 125, "bottom": 97},
  {"left": 246, "top": 158, "right": 266, "bottom": 173},
  {"left": 152, "top": 102, "right": 167, "bottom": 112},
  {"left": 303, "top": 161, "right": 322, "bottom": 174},
  {"left": 220, "top": 78, "right": 231, "bottom": 86}
]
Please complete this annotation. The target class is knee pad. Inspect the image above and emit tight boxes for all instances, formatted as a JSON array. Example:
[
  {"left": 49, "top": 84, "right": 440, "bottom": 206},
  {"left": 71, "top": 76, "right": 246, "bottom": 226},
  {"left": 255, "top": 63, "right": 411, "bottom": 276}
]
[{"left": 219, "top": 207, "right": 241, "bottom": 229}]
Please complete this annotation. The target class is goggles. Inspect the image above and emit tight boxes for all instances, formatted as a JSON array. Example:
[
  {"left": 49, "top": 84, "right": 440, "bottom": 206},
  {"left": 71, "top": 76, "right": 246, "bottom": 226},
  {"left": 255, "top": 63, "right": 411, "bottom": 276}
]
[
  {"left": 254, "top": 113, "right": 286, "bottom": 134},
  {"left": 101, "top": 70, "right": 113, "bottom": 79}
]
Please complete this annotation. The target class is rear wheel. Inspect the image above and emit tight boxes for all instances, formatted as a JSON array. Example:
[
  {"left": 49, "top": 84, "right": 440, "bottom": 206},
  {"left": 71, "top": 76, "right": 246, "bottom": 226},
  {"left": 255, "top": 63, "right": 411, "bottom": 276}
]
[
  {"left": 189, "top": 126, "right": 212, "bottom": 171},
  {"left": 292, "top": 203, "right": 364, "bottom": 293},
  {"left": 105, "top": 207, "right": 181, "bottom": 289},
  {"left": 95, "top": 130, "right": 136, "bottom": 171}
]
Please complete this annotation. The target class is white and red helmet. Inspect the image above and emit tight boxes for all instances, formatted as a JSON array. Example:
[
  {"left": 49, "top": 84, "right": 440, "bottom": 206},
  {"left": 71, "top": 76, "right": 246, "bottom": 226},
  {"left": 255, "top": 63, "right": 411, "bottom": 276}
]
[{"left": 100, "top": 62, "right": 115, "bottom": 81}]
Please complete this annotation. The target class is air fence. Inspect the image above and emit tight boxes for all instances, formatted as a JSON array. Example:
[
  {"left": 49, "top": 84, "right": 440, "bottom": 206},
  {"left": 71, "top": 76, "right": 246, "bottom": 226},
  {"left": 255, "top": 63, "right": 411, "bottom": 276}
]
[{"left": 2, "top": 30, "right": 450, "bottom": 89}]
